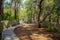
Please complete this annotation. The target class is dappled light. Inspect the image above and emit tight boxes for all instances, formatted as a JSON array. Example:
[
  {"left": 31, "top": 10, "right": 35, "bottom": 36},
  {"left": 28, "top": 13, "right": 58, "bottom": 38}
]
[
  {"left": 0, "top": 0, "right": 60, "bottom": 40},
  {"left": 14, "top": 24, "right": 60, "bottom": 40}
]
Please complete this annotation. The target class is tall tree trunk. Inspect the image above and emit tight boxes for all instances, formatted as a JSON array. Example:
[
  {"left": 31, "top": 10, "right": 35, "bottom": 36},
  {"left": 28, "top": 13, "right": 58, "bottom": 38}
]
[
  {"left": 30, "top": 7, "right": 32, "bottom": 23},
  {"left": 9, "top": 4, "right": 12, "bottom": 20},
  {"left": 0, "top": 0, "right": 4, "bottom": 40},
  {"left": 56, "top": 7, "right": 60, "bottom": 25},
  {"left": 49, "top": 15, "right": 51, "bottom": 22},
  {"left": 16, "top": 3, "right": 19, "bottom": 24},
  {"left": 14, "top": 0, "right": 17, "bottom": 19},
  {"left": 56, "top": 13, "right": 59, "bottom": 27},
  {"left": 38, "top": 0, "right": 44, "bottom": 28},
  {"left": 48, "top": 13, "right": 51, "bottom": 27},
  {"left": 0, "top": 0, "right": 4, "bottom": 20}
]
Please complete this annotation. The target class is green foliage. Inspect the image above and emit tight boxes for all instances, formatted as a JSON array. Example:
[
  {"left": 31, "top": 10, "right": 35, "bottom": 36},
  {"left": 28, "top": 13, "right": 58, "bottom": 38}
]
[
  {"left": 47, "top": 27, "right": 59, "bottom": 32},
  {"left": 3, "top": 13, "right": 10, "bottom": 20},
  {"left": 19, "top": 9, "right": 27, "bottom": 20},
  {"left": 3, "top": 8, "right": 15, "bottom": 20},
  {"left": 24, "top": 0, "right": 34, "bottom": 6},
  {"left": 3, "top": 0, "right": 60, "bottom": 27},
  {"left": 17, "top": 0, "right": 21, "bottom": 3}
]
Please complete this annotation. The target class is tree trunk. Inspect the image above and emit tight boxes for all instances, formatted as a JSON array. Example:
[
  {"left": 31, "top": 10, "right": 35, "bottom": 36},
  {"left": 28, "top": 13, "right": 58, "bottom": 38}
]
[
  {"left": 0, "top": 0, "right": 4, "bottom": 20},
  {"left": 30, "top": 7, "right": 32, "bottom": 23},
  {"left": 14, "top": 0, "right": 17, "bottom": 19},
  {"left": 56, "top": 15, "right": 59, "bottom": 25},
  {"left": 0, "top": 0, "right": 4, "bottom": 40},
  {"left": 38, "top": 0, "right": 44, "bottom": 28},
  {"left": 49, "top": 15, "right": 51, "bottom": 22},
  {"left": 56, "top": 7, "right": 60, "bottom": 24}
]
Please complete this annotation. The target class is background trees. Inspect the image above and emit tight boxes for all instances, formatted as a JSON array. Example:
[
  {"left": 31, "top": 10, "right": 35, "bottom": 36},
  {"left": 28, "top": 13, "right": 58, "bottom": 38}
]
[
  {"left": 1, "top": 0, "right": 60, "bottom": 28},
  {"left": 0, "top": 0, "right": 60, "bottom": 40}
]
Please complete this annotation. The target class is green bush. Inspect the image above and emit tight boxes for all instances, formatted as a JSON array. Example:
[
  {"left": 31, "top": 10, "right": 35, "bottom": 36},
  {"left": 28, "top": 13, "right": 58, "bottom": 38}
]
[
  {"left": 47, "top": 27, "right": 59, "bottom": 32},
  {"left": 3, "top": 13, "right": 11, "bottom": 20},
  {"left": 3, "top": 13, "right": 15, "bottom": 20}
]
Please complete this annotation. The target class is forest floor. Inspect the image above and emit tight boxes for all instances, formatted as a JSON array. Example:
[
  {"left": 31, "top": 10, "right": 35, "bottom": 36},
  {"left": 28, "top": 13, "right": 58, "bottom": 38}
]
[{"left": 14, "top": 24, "right": 60, "bottom": 40}]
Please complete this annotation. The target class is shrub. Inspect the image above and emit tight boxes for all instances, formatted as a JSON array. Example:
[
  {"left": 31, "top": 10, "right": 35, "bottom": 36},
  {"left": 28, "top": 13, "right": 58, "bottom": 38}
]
[{"left": 47, "top": 27, "right": 59, "bottom": 32}]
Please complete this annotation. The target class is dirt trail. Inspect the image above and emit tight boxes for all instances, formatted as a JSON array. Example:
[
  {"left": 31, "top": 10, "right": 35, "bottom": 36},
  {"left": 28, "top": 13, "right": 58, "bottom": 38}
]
[{"left": 14, "top": 24, "right": 60, "bottom": 40}]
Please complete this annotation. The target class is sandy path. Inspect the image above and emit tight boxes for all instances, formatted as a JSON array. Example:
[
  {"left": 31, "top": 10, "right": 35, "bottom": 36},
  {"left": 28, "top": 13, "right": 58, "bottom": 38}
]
[{"left": 14, "top": 24, "right": 60, "bottom": 40}]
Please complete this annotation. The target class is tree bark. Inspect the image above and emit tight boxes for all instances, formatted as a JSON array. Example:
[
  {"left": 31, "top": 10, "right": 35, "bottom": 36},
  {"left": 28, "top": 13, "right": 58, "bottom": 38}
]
[
  {"left": 38, "top": 0, "right": 44, "bottom": 28},
  {"left": 0, "top": 0, "right": 4, "bottom": 20},
  {"left": 14, "top": 0, "right": 17, "bottom": 19},
  {"left": 0, "top": 0, "right": 4, "bottom": 40},
  {"left": 56, "top": 7, "right": 60, "bottom": 25}
]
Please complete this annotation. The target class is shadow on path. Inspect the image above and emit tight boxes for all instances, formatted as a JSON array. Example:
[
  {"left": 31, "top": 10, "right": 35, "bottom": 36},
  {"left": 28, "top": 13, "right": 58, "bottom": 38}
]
[{"left": 14, "top": 24, "right": 60, "bottom": 40}]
